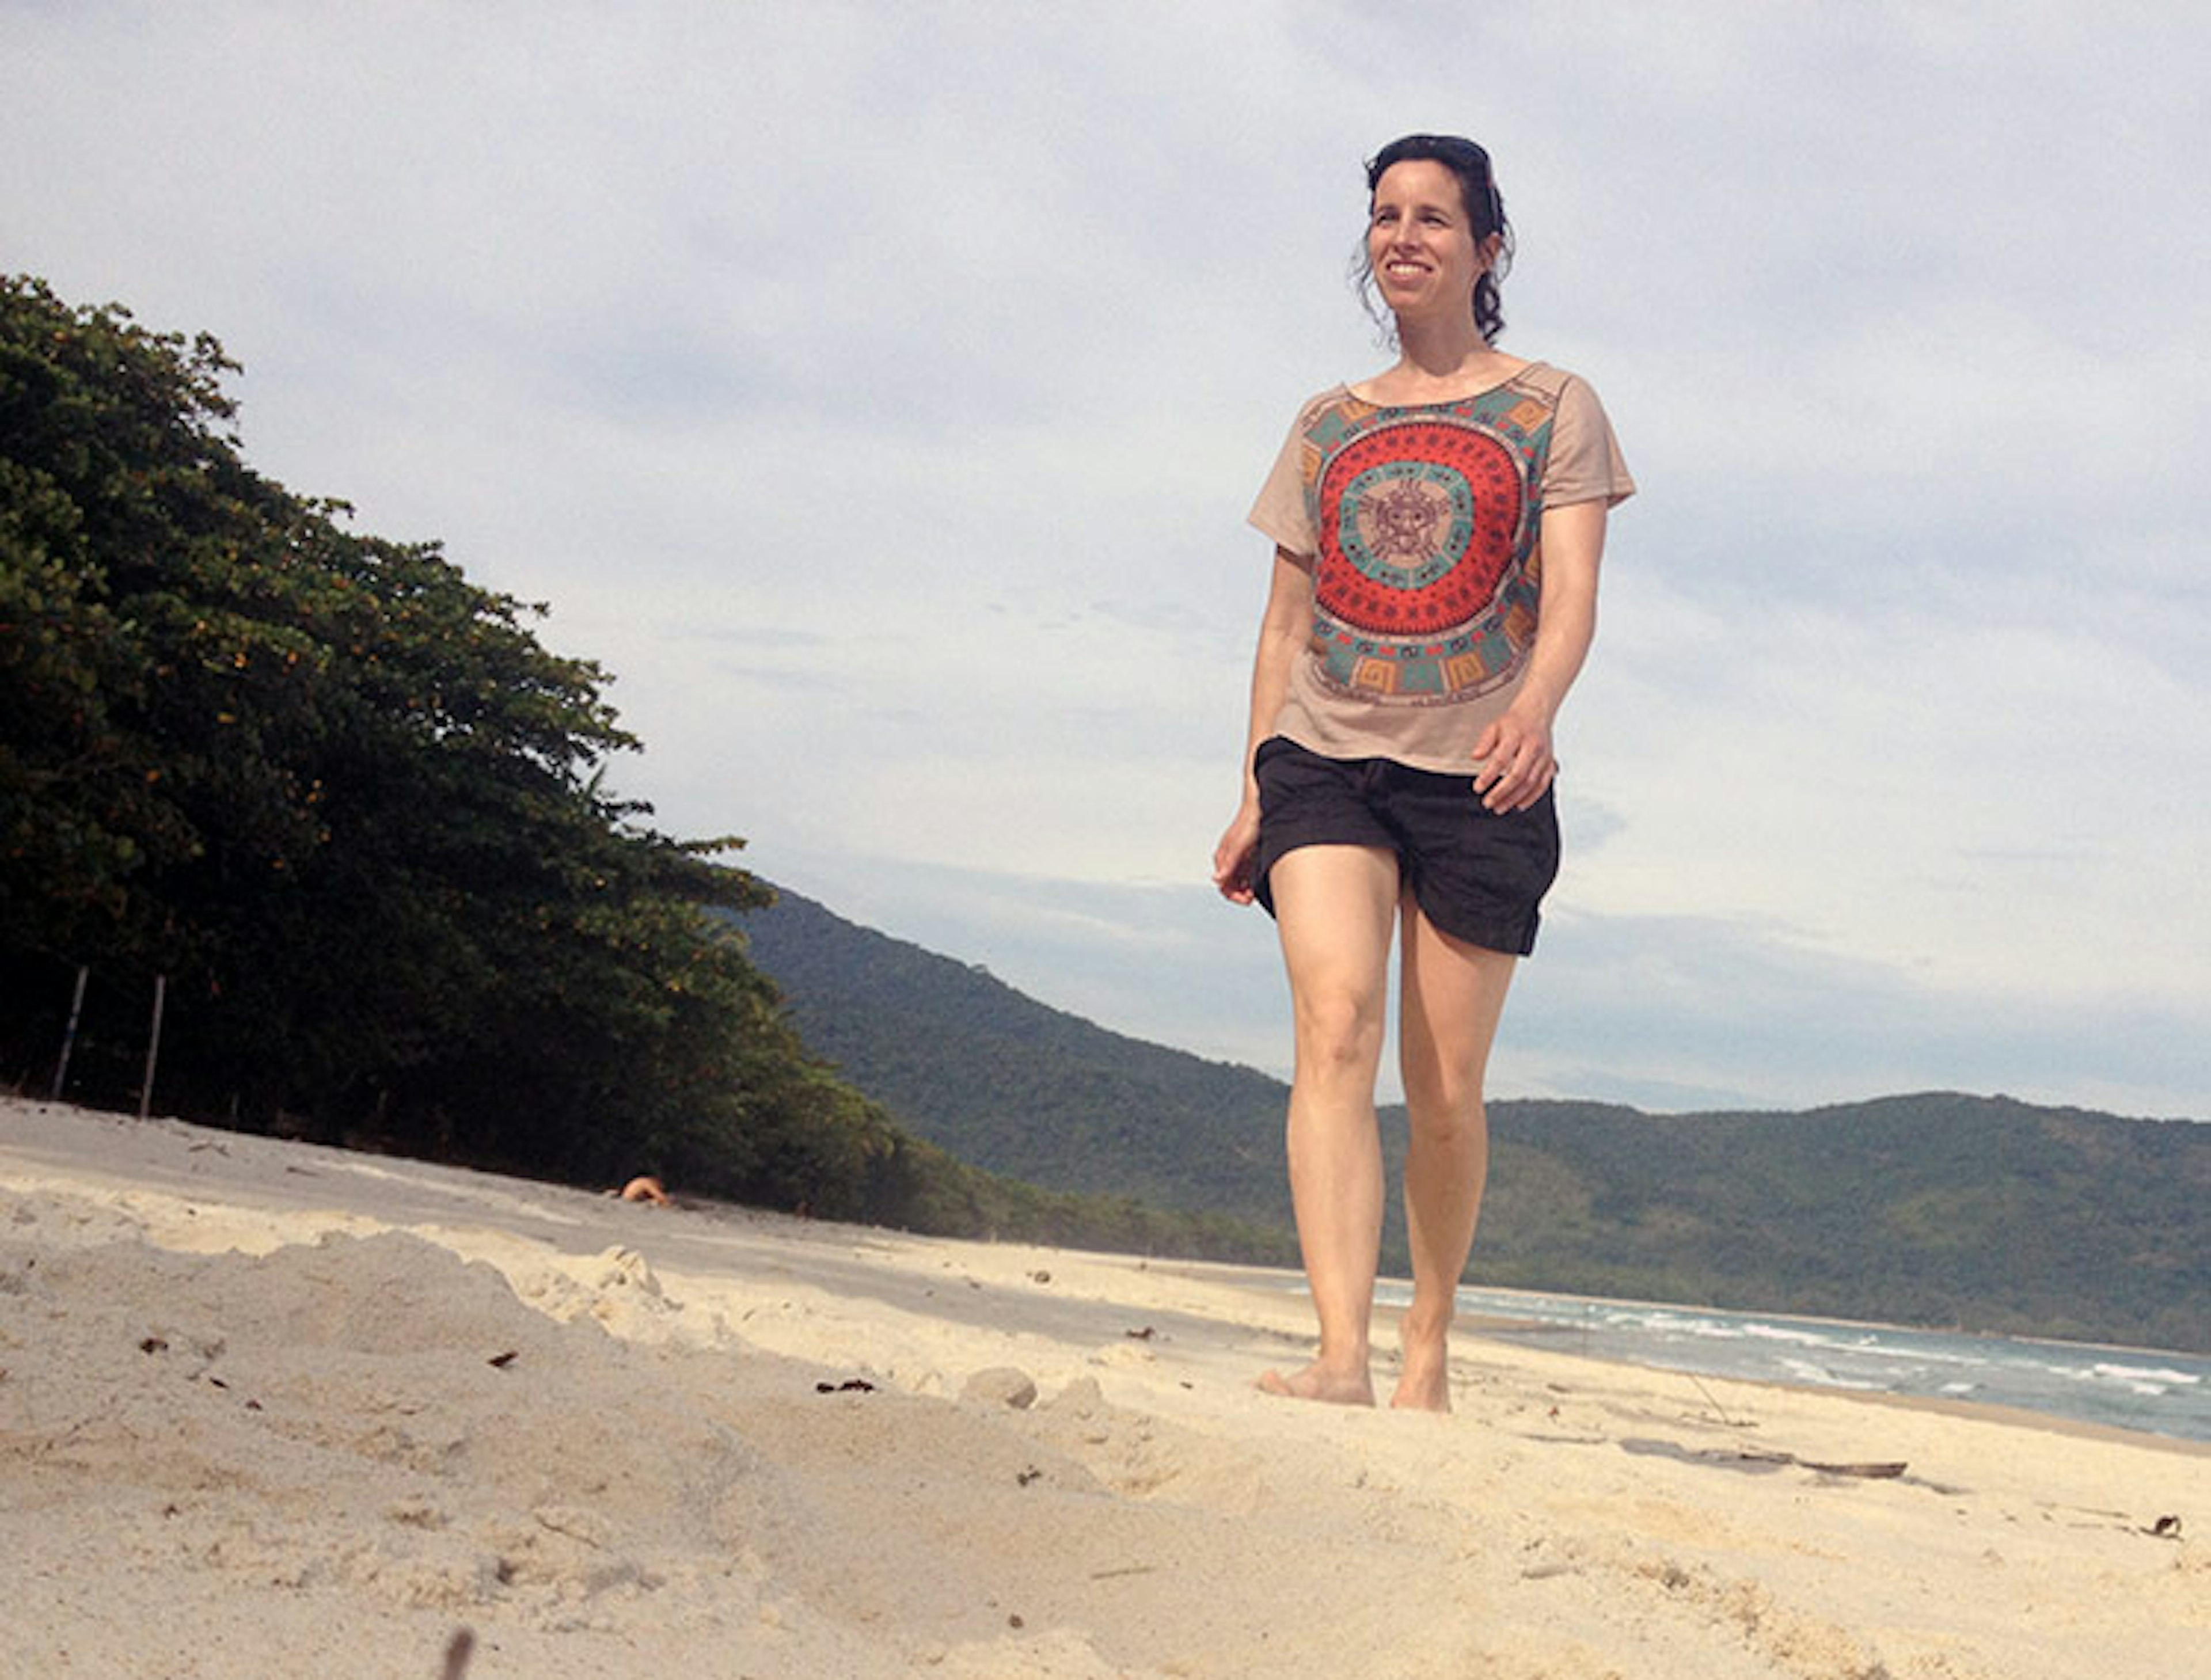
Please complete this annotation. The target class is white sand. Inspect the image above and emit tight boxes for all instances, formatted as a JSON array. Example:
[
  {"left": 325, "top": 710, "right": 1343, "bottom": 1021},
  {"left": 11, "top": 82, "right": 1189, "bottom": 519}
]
[{"left": 2, "top": 1095, "right": 2202, "bottom": 1678}]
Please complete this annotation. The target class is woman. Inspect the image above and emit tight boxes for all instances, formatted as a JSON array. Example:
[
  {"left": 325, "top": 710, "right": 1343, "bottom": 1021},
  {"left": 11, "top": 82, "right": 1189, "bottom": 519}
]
[{"left": 1212, "top": 134, "right": 1633, "bottom": 1410}]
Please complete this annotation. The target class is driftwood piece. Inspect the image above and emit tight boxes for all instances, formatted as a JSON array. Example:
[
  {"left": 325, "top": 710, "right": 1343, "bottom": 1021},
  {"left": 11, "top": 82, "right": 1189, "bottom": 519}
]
[{"left": 1739, "top": 1450, "right": 1909, "bottom": 1480}]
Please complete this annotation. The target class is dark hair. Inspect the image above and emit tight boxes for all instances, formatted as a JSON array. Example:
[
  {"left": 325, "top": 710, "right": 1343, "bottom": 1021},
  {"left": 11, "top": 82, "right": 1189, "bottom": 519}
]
[{"left": 1358, "top": 133, "right": 1514, "bottom": 344}]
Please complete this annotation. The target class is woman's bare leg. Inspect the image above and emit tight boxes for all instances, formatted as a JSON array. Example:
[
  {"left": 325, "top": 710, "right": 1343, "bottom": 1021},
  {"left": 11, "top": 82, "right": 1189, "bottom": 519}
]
[
  {"left": 1258, "top": 843, "right": 1400, "bottom": 1405},
  {"left": 1391, "top": 897, "right": 1518, "bottom": 1412}
]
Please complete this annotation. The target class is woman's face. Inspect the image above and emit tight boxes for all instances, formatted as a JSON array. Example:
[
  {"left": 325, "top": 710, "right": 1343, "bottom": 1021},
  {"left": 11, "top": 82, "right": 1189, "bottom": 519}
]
[{"left": 1366, "top": 158, "right": 1490, "bottom": 327}]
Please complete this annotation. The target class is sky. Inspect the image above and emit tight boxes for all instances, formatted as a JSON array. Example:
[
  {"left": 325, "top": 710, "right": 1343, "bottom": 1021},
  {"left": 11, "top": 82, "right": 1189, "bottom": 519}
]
[{"left": 6, "top": 2, "right": 2207, "bottom": 1119}]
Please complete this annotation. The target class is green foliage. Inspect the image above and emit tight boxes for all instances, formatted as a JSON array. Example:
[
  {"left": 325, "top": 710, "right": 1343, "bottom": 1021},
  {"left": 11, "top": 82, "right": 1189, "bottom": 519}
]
[{"left": 0, "top": 276, "right": 880, "bottom": 1215}]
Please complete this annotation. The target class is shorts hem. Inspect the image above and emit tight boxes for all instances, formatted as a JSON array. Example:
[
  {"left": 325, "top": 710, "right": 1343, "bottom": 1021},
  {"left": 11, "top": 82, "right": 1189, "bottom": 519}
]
[{"left": 1409, "top": 894, "right": 1540, "bottom": 958}]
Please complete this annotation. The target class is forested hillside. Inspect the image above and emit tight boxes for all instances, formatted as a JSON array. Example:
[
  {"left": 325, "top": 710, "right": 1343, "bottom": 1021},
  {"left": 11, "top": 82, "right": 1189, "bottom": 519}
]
[
  {"left": 745, "top": 887, "right": 2211, "bottom": 1352},
  {"left": 735, "top": 888, "right": 1289, "bottom": 1217}
]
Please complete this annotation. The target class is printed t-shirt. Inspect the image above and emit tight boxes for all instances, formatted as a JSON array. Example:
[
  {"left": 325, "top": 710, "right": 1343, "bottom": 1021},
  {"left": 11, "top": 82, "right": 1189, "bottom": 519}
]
[{"left": 1247, "top": 360, "right": 1633, "bottom": 774}]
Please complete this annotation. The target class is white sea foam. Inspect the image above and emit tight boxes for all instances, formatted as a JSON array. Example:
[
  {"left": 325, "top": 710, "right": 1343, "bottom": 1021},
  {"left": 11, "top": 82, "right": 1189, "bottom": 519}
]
[
  {"left": 1848, "top": 1339, "right": 1990, "bottom": 1369},
  {"left": 2090, "top": 1362, "right": 2201, "bottom": 1387},
  {"left": 1778, "top": 1357, "right": 1885, "bottom": 1392},
  {"left": 2043, "top": 1360, "right": 2199, "bottom": 1397},
  {"left": 1740, "top": 1322, "right": 1839, "bottom": 1349}
]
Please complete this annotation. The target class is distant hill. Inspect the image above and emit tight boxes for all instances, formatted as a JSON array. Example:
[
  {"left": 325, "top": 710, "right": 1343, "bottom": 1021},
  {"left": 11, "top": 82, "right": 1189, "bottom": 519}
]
[
  {"left": 734, "top": 887, "right": 1289, "bottom": 1224},
  {"left": 739, "top": 887, "right": 2211, "bottom": 1353}
]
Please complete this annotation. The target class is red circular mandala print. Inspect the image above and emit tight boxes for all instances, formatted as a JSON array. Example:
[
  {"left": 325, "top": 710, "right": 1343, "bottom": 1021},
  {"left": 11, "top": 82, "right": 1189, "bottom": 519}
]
[{"left": 1315, "top": 420, "right": 1523, "bottom": 637}]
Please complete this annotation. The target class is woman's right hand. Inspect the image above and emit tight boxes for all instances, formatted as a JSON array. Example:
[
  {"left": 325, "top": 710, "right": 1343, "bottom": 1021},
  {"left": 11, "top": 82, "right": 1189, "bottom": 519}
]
[
  {"left": 1213, "top": 801, "right": 1262, "bottom": 904},
  {"left": 1216, "top": 550, "right": 1310, "bottom": 907}
]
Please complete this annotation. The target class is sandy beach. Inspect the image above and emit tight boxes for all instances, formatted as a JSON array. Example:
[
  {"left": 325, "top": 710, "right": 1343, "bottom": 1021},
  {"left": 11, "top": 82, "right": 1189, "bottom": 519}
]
[{"left": 2, "top": 1095, "right": 2202, "bottom": 1678}]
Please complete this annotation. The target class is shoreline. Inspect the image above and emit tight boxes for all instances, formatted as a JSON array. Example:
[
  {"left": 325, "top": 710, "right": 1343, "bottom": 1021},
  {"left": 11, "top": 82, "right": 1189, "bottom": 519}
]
[
  {"left": 1084, "top": 1235, "right": 2211, "bottom": 1450},
  {"left": 1422, "top": 1274, "right": 2211, "bottom": 1368}
]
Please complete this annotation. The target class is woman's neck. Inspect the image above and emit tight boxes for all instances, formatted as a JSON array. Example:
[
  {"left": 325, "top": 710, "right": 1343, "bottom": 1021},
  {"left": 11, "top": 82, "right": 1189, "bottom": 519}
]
[
  {"left": 1360, "top": 315, "right": 1523, "bottom": 404},
  {"left": 1396, "top": 311, "right": 1500, "bottom": 379}
]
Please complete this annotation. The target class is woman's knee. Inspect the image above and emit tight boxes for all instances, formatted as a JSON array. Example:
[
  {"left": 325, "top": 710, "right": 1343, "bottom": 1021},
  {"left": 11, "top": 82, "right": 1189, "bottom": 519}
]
[
  {"left": 1293, "top": 986, "right": 1387, "bottom": 1078},
  {"left": 1403, "top": 1082, "right": 1488, "bottom": 1147},
  {"left": 1400, "top": 1042, "right": 1491, "bottom": 1130},
  {"left": 1397, "top": 1043, "right": 1486, "bottom": 1123}
]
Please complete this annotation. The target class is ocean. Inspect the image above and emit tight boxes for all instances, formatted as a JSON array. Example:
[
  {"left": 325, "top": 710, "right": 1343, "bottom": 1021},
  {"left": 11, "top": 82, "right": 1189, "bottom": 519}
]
[{"left": 1376, "top": 1282, "right": 2211, "bottom": 1444}]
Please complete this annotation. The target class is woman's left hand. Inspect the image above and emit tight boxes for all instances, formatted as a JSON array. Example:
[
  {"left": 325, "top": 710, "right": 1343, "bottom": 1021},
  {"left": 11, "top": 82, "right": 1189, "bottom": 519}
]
[{"left": 1471, "top": 707, "right": 1557, "bottom": 812}]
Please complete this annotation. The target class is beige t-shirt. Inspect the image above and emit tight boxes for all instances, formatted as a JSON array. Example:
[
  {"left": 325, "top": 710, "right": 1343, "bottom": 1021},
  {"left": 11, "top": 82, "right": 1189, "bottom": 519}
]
[{"left": 1247, "top": 361, "right": 1633, "bottom": 773}]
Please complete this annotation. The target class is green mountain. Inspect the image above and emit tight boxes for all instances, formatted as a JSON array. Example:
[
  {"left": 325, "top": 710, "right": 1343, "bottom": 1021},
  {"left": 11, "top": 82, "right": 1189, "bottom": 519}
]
[
  {"left": 736, "top": 888, "right": 1288, "bottom": 1222},
  {"left": 742, "top": 885, "right": 2211, "bottom": 1354}
]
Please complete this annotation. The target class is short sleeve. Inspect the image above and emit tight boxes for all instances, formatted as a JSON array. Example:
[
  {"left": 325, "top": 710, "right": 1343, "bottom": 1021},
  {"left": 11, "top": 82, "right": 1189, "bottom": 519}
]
[
  {"left": 1543, "top": 375, "right": 1635, "bottom": 509},
  {"left": 1247, "top": 407, "right": 1320, "bottom": 560}
]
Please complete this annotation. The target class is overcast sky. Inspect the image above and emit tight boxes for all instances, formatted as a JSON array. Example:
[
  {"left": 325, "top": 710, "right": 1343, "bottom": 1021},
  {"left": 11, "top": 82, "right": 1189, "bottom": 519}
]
[{"left": 7, "top": 2, "right": 2206, "bottom": 1119}]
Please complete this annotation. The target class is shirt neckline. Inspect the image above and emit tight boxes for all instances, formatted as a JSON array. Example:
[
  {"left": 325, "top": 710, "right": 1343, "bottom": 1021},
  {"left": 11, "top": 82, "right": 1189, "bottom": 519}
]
[{"left": 1346, "top": 358, "right": 1544, "bottom": 410}]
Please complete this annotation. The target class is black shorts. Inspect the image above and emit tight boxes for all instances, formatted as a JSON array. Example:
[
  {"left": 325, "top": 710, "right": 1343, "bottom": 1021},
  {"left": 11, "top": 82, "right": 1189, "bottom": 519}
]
[{"left": 1252, "top": 736, "right": 1561, "bottom": 957}]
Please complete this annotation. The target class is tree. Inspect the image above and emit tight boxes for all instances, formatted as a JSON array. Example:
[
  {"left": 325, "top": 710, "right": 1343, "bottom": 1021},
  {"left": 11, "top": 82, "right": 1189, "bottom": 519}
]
[{"left": 2, "top": 276, "right": 812, "bottom": 1192}]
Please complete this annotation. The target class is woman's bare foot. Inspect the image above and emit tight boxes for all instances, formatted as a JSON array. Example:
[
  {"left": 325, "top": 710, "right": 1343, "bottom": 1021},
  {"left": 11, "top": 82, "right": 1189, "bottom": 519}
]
[
  {"left": 1389, "top": 1335, "right": 1453, "bottom": 1412},
  {"left": 1380, "top": 1370, "right": 1450, "bottom": 1415},
  {"left": 1256, "top": 1360, "right": 1376, "bottom": 1407}
]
